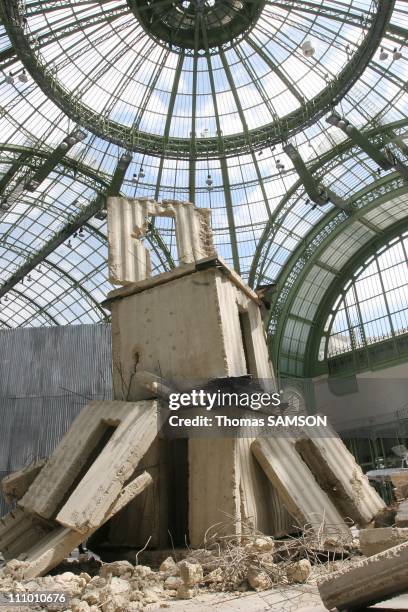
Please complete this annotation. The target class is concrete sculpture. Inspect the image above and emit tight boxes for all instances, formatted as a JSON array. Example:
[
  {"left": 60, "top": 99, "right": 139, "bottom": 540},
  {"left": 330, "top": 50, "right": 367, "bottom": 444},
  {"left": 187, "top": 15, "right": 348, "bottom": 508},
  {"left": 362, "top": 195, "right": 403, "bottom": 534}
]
[{"left": 107, "top": 197, "right": 215, "bottom": 285}]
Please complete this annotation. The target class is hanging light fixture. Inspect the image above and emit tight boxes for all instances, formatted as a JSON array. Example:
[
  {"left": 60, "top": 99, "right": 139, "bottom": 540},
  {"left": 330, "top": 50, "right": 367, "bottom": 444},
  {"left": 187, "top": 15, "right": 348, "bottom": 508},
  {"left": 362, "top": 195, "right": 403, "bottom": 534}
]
[
  {"left": 276, "top": 159, "right": 285, "bottom": 171},
  {"left": 5, "top": 72, "right": 14, "bottom": 85},
  {"left": 138, "top": 166, "right": 145, "bottom": 179},
  {"left": 393, "top": 47, "right": 403, "bottom": 60},
  {"left": 301, "top": 40, "right": 315, "bottom": 57},
  {"left": 132, "top": 173, "right": 138, "bottom": 183},
  {"left": 67, "top": 240, "right": 72, "bottom": 249},
  {"left": 79, "top": 227, "right": 85, "bottom": 237},
  {"left": 379, "top": 47, "right": 389, "bottom": 61},
  {"left": 118, "top": 152, "right": 132, "bottom": 170},
  {"left": 206, "top": 174, "right": 213, "bottom": 187},
  {"left": 18, "top": 69, "right": 29, "bottom": 83}
]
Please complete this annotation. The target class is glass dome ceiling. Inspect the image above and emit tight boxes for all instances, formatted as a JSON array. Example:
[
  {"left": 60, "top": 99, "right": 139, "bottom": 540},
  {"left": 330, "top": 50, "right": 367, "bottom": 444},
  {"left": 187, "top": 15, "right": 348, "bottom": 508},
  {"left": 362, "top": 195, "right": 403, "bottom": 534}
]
[
  {"left": 0, "top": 0, "right": 407, "bottom": 370},
  {"left": 1, "top": 0, "right": 391, "bottom": 155}
]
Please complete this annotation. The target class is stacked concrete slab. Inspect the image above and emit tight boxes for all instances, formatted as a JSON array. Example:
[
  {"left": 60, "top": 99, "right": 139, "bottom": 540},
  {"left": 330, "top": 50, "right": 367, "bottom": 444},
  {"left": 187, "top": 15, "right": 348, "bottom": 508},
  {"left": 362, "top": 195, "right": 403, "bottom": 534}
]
[
  {"left": 104, "top": 254, "right": 292, "bottom": 546},
  {"left": 251, "top": 420, "right": 385, "bottom": 539},
  {"left": 103, "top": 197, "right": 387, "bottom": 548},
  {"left": 0, "top": 401, "right": 156, "bottom": 578}
]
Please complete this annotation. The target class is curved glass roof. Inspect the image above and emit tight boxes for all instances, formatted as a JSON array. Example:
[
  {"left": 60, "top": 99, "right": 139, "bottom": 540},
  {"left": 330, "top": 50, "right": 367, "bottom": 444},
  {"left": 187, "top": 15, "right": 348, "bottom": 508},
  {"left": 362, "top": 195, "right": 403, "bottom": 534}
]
[
  {"left": 323, "top": 230, "right": 408, "bottom": 359},
  {"left": 0, "top": 0, "right": 407, "bottom": 346}
]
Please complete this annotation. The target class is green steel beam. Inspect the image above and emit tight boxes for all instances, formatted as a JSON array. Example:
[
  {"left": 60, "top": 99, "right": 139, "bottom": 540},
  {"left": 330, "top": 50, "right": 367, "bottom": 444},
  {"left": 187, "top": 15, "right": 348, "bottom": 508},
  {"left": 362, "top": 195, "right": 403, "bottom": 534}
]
[
  {"left": 25, "top": 0, "right": 113, "bottom": 17},
  {"left": 283, "top": 142, "right": 348, "bottom": 210},
  {"left": 154, "top": 52, "right": 185, "bottom": 200},
  {"left": 326, "top": 112, "right": 397, "bottom": 171},
  {"left": 25, "top": 132, "right": 86, "bottom": 192},
  {"left": 0, "top": 193, "right": 105, "bottom": 301},
  {"left": 269, "top": 174, "right": 408, "bottom": 374},
  {"left": 248, "top": 118, "right": 408, "bottom": 287},
  {"left": 27, "top": 5, "right": 129, "bottom": 48},
  {"left": 219, "top": 48, "right": 272, "bottom": 219},
  {"left": 107, "top": 153, "right": 132, "bottom": 197},
  {"left": 0, "top": 149, "right": 31, "bottom": 195},
  {"left": 0, "top": 0, "right": 394, "bottom": 158},
  {"left": 202, "top": 26, "right": 240, "bottom": 273},
  {"left": 188, "top": 16, "right": 200, "bottom": 202},
  {"left": 246, "top": 37, "right": 304, "bottom": 105}
]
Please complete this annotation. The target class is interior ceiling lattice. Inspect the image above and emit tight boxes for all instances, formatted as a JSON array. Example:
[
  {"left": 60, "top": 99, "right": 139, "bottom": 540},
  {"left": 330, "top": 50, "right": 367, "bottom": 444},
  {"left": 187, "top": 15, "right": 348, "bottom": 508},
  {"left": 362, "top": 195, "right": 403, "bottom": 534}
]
[{"left": 0, "top": 0, "right": 407, "bottom": 337}]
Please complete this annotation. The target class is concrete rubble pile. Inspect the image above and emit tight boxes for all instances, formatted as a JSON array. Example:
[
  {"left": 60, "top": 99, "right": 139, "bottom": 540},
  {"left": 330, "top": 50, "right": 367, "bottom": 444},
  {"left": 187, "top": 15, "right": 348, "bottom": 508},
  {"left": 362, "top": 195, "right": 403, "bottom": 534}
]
[
  {"left": 1, "top": 199, "right": 407, "bottom": 610},
  {"left": 0, "top": 533, "right": 351, "bottom": 611}
]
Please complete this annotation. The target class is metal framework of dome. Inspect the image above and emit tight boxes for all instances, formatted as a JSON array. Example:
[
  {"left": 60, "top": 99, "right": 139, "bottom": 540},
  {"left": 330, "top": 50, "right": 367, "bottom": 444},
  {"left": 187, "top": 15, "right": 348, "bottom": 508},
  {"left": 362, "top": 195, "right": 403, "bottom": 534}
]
[{"left": 0, "top": 0, "right": 407, "bottom": 377}]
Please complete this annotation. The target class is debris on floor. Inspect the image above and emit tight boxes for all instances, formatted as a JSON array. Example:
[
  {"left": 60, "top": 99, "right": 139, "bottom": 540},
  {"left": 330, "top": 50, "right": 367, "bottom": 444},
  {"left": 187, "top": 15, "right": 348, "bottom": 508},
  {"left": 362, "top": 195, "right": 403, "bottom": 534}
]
[{"left": 0, "top": 528, "right": 360, "bottom": 611}]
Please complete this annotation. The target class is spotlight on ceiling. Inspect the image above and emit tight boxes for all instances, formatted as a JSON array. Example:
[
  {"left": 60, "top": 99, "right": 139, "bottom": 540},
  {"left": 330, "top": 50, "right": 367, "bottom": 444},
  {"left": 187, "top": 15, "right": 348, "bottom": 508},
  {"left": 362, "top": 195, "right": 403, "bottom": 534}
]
[
  {"left": 379, "top": 47, "right": 389, "bottom": 61},
  {"left": 5, "top": 72, "right": 14, "bottom": 85},
  {"left": 118, "top": 152, "right": 132, "bottom": 170},
  {"left": 301, "top": 40, "right": 315, "bottom": 57},
  {"left": 72, "top": 128, "right": 87, "bottom": 142},
  {"left": 25, "top": 179, "right": 40, "bottom": 191},
  {"left": 393, "top": 47, "right": 403, "bottom": 60},
  {"left": 275, "top": 159, "right": 285, "bottom": 171},
  {"left": 18, "top": 69, "right": 29, "bottom": 83},
  {"left": 326, "top": 111, "right": 405, "bottom": 174}
]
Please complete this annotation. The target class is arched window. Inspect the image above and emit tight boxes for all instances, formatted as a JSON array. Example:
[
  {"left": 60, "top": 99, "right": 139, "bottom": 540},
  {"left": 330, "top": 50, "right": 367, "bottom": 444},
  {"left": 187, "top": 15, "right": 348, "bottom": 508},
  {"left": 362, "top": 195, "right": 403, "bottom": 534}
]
[{"left": 321, "top": 231, "right": 408, "bottom": 360}]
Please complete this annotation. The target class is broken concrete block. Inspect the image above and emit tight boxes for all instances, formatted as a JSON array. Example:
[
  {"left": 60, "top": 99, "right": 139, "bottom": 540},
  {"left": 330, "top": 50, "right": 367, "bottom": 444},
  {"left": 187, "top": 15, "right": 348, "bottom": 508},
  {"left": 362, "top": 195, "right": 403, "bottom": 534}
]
[
  {"left": 177, "top": 560, "right": 203, "bottom": 586},
  {"left": 396, "top": 499, "right": 408, "bottom": 527},
  {"left": 297, "top": 420, "right": 385, "bottom": 526},
  {"left": 19, "top": 400, "right": 157, "bottom": 532},
  {"left": 245, "top": 536, "right": 274, "bottom": 554},
  {"left": 164, "top": 576, "right": 183, "bottom": 590},
  {"left": 2, "top": 460, "right": 45, "bottom": 503},
  {"left": 176, "top": 585, "right": 197, "bottom": 599},
  {"left": 159, "top": 557, "right": 179, "bottom": 575},
  {"left": 99, "top": 561, "right": 134, "bottom": 579},
  {"left": 107, "top": 197, "right": 215, "bottom": 284},
  {"left": 390, "top": 470, "right": 408, "bottom": 500},
  {"left": 251, "top": 437, "right": 351, "bottom": 539},
  {"left": 318, "top": 540, "right": 408, "bottom": 610},
  {"left": 286, "top": 559, "right": 312, "bottom": 584},
  {"left": 0, "top": 506, "right": 55, "bottom": 559},
  {"left": 360, "top": 527, "right": 408, "bottom": 556},
  {"left": 0, "top": 472, "right": 152, "bottom": 579},
  {"left": 246, "top": 567, "right": 271, "bottom": 591}
]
